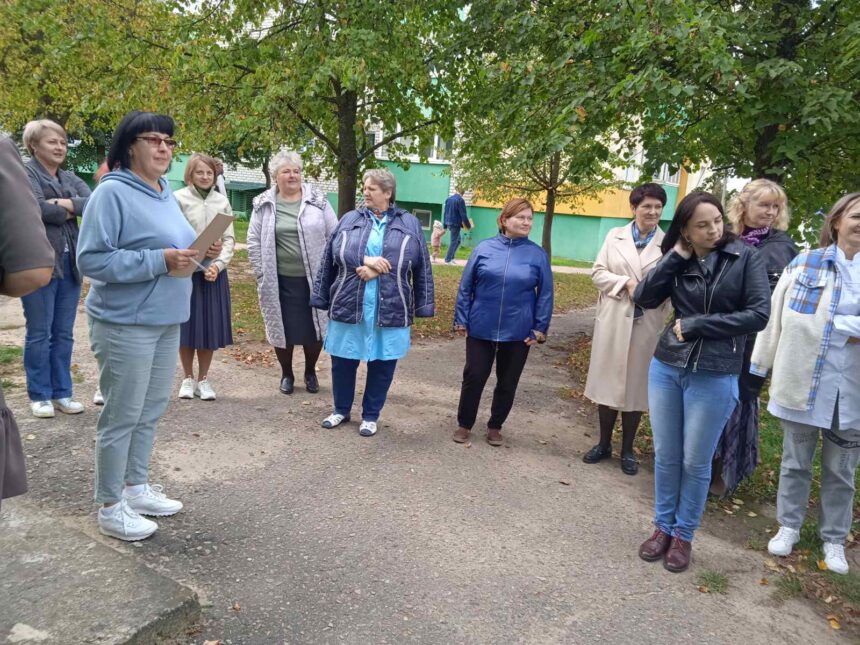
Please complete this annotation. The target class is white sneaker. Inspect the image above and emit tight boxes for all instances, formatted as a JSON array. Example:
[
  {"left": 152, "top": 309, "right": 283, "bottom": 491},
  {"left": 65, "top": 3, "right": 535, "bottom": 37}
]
[
  {"left": 195, "top": 379, "right": 216, "bottom": 401},
  {"left": 53, "top": 397, "right": 84, "bottom": 414},
  {"left": 359, "top": 420, "right": 378, "bottom": 437},
  {"left": 31, "top": 400, "right": 55, "bottom": 418},
  {"left": 123, "top": 483, "right": 183, "bottom": 517},
  {"left": 178, "top": 377, "right": 195, "bottom": 399},
  {"left": 823, "top": 542, "right": 849, "bottom": 575},
  {"left": 321, "top": 413, "right": 349, "bottom": 428},
  {"left": 98, "top": 499, "right": 158, "bottom": 541},
  {"left": 93, "top": 389, "right": 104, "bottom": 405},
  {"left": 768, "top": 526, "right": 800, "bottom": 556}
]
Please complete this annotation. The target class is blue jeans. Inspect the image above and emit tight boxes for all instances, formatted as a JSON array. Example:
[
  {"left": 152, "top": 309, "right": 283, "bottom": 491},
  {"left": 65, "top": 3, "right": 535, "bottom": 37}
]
[
  {"left": 331, "top": 356, "right": 397, "bottom": 421},
  {"left": 21, "top": 253, "right": 81, "bottom": 401},
  {"left": 648, "top": 358, "right": 738, "bottom": 541},
  {"left": 444, "top": 225, "right": 462, "bottom": 263},
  {"left": 89, "top": 318, "right": 180, "bottom": 503}
]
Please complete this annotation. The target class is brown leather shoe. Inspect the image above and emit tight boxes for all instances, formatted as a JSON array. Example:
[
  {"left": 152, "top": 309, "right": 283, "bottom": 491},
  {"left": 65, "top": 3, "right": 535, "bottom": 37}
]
[
  {"left": 453, "top": 427, "right": 471, "bottom": 443},
  {"left": 486, "top": 427, "right": 503, "bottom": 446},
  {"left": 638, "top": 529, "right": 672, "bottom": 562},
  {"left": 663, "top": 537, "right": 692, "bottom": 573}
]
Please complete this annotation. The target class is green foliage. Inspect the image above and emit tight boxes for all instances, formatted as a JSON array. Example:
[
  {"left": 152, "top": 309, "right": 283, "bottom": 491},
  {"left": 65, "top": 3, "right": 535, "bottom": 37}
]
[{"left": 696, "top": 570, "right": 729, "bottom": 594}]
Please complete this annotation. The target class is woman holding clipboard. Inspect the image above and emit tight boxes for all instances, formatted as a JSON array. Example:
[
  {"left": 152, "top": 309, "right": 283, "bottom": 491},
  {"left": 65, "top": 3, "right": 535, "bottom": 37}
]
[
  {"left": 174, "top": 153, "right": 236, "bottom": 401},
  {"left": 77, "top": 111, "right": 221, "bottom": 541}
]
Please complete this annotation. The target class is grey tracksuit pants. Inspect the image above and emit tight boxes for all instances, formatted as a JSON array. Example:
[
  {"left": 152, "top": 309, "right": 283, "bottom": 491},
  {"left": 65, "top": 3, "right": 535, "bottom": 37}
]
[{"left": 777, "top": 417, "right": 860, "bottom": 544}]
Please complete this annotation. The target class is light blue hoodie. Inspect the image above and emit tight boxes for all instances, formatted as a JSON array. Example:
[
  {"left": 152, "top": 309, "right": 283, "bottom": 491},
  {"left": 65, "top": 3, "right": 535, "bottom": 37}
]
[{"left": 77, "top": 169, "right": 197, "bottom": 325}]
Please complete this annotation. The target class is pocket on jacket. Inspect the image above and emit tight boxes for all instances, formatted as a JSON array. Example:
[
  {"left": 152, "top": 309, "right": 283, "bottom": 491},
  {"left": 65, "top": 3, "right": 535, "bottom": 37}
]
[{"left": 788, "top": 271, "right": 825, "bottom": 314}]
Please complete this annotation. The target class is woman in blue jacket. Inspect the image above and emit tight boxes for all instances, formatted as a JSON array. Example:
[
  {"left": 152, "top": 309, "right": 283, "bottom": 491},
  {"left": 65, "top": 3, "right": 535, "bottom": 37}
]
[
  {"left": 452, "top": 198, "right": 554, "bottom": 446},
  {"left": 311, "top": 168, "right": 435, "bottom": 437}
]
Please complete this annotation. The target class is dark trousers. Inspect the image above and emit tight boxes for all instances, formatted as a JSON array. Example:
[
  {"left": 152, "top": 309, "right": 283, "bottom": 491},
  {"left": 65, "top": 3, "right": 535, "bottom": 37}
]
[
  {"left": 444, "top": 225, "right": 462, "bottom": 262},
  {"left": 457, "top": 337, "right": 530, "bottom": 430},
  {"left": 331, "top": 356, "right": 398, "bottom": 422}
]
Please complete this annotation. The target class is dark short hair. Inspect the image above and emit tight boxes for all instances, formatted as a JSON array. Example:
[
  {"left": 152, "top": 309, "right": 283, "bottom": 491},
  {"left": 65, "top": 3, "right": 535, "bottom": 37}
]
[
  {"left": 107, "top": 110, "right": 175, "bottom": 170},
  {"left": 660, "top": 191, "right": 734, "bottom": 254},
  {"left": 630, "top": 182, "right": 667, "bottom": 208}
]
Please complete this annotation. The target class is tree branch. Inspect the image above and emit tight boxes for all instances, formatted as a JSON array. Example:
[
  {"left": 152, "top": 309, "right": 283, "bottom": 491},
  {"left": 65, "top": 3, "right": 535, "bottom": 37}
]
[
  {"left": 359, "top": 119, "right": 439, "bottom": 161},
  {"left": 284, "top": 102, "right": 339, "bottom": 154}
]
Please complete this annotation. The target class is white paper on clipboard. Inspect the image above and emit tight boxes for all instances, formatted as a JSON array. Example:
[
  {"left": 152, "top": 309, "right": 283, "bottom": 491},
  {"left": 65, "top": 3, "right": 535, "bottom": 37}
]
[{"left": 168, "top": 213, "right": 234, "bottom": 277}]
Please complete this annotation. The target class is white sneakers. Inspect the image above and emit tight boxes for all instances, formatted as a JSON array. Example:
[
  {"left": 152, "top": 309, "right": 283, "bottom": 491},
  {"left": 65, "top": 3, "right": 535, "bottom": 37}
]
[
  {"left": 178, "top": 377, "right": 195, "bottom": 399},
  {"left": 195, "top": 379, "right": 216, "bottom": 401},
  {"left": 123, "top": 483, "right": 183, "bottom": 517},
  {"left": 97, "top": 485, "right": 182, "bottom": 542},
  {"left": 53, "top": 397, "right": 84, "bottom": 414},
  {"left": 768, "top": 526, "right": 800, "bottom": 556},
  {"left": 823, "top": 542, "right": 850, "bottom": 575},
  {"left": 322, "top": 413, "right": 349, "bottom": 428},
  {"left": 98, "top": 499, "right": 158, "bottom": 541},
  {"left": 180, "top": 377, "right": 216, "bottom": 400},
  {"left": 93, "top": 388, "right": 104, "bottom": 405},
  {"left": 359, "top": 420, "right": 378, "bottom": 437},
  {"left": 31, "top": 400, "right": 55, "bottom": 418}
]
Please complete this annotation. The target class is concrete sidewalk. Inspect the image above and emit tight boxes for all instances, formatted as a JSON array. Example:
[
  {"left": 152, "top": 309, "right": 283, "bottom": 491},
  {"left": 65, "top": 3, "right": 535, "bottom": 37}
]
[{"left": 0, "top": 498, "right": 200, "bottom": 644}]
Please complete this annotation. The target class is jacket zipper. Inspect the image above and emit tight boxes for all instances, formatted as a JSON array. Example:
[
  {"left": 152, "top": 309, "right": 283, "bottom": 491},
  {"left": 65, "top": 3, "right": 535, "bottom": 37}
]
[
  {"left": 295, "top": 196, "right": 321, "bottom": 333},
  {"left": 691, "top": 257, "right": 729, "bottom": 371},
  {"left": 496, "top": 241, "right": 513, "bottom": 341},
  {"left": 681, "top": 272, "right": 706, "bottom": 370},
  {"left": 331, "top": 231, "right": 349, "bottom": 312},
  {"left": 395, "top": 235, "right": 410, "bottom": 327}
]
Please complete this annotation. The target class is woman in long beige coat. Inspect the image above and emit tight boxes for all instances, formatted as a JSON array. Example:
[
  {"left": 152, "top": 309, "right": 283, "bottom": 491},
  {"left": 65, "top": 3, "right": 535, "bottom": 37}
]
[{"left": 583, "top": 183, "right": 671, "bottom": 475}]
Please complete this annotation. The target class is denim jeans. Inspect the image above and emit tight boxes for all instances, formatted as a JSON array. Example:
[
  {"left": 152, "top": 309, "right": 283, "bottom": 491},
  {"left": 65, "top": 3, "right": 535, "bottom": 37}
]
[
  {"left": 648, "top": 358, "right": 738, "bottom": 541},
  {"left": 89, "top": 318, "right": 180, "bottom": 503},
  {"left": 444, "top": 225, "right": 462, "bottom": 263},
  {"left": 21, "top": 252, "right": 81, "bottom": 401},
  {"left": 331, "top": 356, "right": 397, "bottom": 422},
  {"left": 777, "top": 415, "right": 860, "bottom": 544}
]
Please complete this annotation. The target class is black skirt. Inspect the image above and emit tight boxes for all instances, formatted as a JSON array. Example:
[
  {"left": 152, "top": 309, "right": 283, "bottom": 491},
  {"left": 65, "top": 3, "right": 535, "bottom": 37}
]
[
  {"left": 180, "top": 270, "right": 234, "bottom": 350},
  {"left": 278, "top": 275, "right": 319, "bottom": 345},
  {"left": 0, "top": 396, "right": 27, "bottom": 508}
]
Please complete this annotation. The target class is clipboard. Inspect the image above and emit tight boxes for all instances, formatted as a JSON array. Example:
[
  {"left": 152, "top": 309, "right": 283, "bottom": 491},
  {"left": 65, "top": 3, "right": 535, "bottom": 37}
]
[{"left": 168, "top": 212, "right": 234, "bottom": 277}]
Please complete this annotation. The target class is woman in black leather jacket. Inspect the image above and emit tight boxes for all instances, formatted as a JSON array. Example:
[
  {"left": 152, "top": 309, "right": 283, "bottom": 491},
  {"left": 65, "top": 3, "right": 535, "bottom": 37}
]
[
  {"left": 633, "top": 191, "right": 771, "bottom": 573},
  {"left": 711, "top": 180, "right": 799, "bottom": 497}
]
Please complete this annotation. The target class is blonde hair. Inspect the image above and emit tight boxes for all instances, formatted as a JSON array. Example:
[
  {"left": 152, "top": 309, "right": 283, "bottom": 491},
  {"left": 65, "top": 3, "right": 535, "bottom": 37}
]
[
  {"left": 22, "top": 119, "right": 66, "bottom": 155},
  {"left": 270, "top": 150, "right": 304, "bottom": 176},
  {"left": 726, "top": 179, "right": 790, "bottom": 231},
  {"left": 183, "top": 153, "right": 218, "bottom": 186}
]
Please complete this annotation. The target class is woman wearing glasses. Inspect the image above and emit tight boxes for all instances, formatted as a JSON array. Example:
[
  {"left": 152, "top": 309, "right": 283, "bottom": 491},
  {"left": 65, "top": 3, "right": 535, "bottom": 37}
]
[
  {"left": 78, "top": 111, "right": 220, "bottom": 541},
  {"left": 452, "top": 198, "right": 553, "bottom": 446}
]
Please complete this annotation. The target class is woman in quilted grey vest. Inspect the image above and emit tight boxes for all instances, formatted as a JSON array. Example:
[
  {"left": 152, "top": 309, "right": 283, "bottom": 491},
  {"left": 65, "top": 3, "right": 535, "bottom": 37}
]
[{"left": 247, "top": 151, "right": 338, "bottom": 395}]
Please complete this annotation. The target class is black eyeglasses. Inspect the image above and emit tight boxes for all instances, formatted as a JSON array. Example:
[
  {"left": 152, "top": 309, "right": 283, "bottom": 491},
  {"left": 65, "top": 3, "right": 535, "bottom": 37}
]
[{"left": 135, "top": 135, "right": 178, "bottom": 149}]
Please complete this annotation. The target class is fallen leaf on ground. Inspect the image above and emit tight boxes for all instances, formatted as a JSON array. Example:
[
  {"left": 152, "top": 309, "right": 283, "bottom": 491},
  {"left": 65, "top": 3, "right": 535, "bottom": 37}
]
[
  {"left": 824, "top": 595, "right": 834, "bottom": 604},
  {"left": 538, "top": 440, "right": 548, "bottom": 445},
  {"left": 818, "top": 560, "right": 829, "bottom": 571},
  {"left": 203, "top": 641, "right": 221, "bottom": 645},
  {"left": 747, "top": 511, "right": 757, "bottom": 517},
  {"left": 25, "top": 434, "right": 35, "bottom": 441},
  {"left": 464, "top": 441, "right": 472, "bottom": 448},
  {"left": 231, "top": 602, "right": 241, "bottom": 611},
  {"left": 827, "top": 616, "right": 841, "bottom": 630},
  {"left": 765, "top": 559, "right": 780, "bottom": 571},
  {"left": 847, "top": 533, "right": 855, "bottom": 543},
  {"left": 732, "top": 498, "right": 744, "bottom": 505},
  {"left": 760, "top": 578, "right": 769, "bottom": 585},
  {"left": 559, "top": 480, "right": 571, "bottom": 486},
  {"left": 697, "top": 585, "right": 710, "bottom": 593}
]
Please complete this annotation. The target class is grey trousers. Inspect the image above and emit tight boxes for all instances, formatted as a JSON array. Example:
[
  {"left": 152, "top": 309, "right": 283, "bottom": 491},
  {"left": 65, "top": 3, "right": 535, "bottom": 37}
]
[
  {"left": 89, "top": 318, "right": 180, "bottom": 503},
  {"left": 777, "top": 417, "right": 860, "bottom": 543}
]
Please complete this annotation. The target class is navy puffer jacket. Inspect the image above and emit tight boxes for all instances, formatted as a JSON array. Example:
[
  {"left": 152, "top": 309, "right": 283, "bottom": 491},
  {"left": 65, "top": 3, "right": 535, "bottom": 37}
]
[
  {"left": 454, "top": 234, "right": 554, "bottom": 342},
  {"left": 311, "top": 205, "right": 435, "bottom": 327}
]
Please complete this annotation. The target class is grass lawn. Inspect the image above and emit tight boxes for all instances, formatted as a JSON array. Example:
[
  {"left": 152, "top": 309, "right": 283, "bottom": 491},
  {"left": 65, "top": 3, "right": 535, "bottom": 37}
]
[
  {"left": 439, "top": 243, "right": 592, "bottom": 268},
  {"left": 228, "top": 251, "right": 595, "bottom": 343},
  {"left": 0, "top": 344, "right": 23, "bottom": 390},
  {"left": 233, "top": 218, "right": 249, "bottom": 244}
]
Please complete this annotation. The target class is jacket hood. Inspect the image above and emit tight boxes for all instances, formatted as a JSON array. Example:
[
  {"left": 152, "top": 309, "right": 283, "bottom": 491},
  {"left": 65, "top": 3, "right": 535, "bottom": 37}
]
[{"left": 101, "top": 168, "right": 171, "bottom": 201}]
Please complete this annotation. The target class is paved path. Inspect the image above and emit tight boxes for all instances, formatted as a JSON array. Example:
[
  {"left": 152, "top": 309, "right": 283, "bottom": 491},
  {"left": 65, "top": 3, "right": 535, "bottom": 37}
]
[{"left": 0, "top": 296, "right": 848, "bottom": 644}]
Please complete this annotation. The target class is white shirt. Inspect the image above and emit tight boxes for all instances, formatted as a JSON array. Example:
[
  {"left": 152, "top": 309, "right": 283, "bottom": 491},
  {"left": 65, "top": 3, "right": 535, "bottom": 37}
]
[{"left": 769, "top": 246, "right": 860, "bottom": 430}]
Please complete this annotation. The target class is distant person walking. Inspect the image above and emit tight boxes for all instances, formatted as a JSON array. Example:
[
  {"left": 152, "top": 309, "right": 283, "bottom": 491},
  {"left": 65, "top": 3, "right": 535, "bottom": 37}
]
[{"left": 443, "top": 185, "right": 470, "bottom": 264}]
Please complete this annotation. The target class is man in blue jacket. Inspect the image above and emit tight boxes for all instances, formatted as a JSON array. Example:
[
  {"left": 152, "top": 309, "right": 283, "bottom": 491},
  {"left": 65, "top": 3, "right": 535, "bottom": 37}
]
[{"left": 443, "top": 186, "right": 470, "bottom": 264}]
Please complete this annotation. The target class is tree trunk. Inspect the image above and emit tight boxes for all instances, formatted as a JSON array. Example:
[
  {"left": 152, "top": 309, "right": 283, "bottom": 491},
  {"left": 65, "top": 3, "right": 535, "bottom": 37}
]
[
  {"left": 541, "top": 151, "right": 562, "bottom": 257},
  {"left": 752, "top": 124, "right": 786, "bottom": 184},
  {"left": 262, "top": 157, "right": 271, "bottom": 189},
  {"left": 336, "top": 87, "right": 359, "bottom": 216}
]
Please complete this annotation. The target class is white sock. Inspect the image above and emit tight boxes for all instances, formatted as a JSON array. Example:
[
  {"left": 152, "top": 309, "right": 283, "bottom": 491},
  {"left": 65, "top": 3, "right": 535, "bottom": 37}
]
[
  {"left": 99, "top": 502, "right": 120, "bottom": 516},
  {"left": 124, "top": 483, "right": 146, "bottom": 496}
]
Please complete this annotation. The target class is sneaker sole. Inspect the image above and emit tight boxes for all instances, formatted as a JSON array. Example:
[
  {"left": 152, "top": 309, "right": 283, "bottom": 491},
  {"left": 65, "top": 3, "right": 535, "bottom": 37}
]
[
  {"left": 55, "top": 408, "right": 84, "bottom": 415},
  {"left": 32, "top": 412, "right": 55, "bottom": 418},
  {"left": 130, "top": 507, "right": 183, "bottom": 517},
  {"left": 322, "top": 417, "right": 349, "bottom": 428},
  {"left": 99, "top": 525, "right": 157, "bottom": 541},
  {"left": 178, "top": 394, "right": 194, "bottom": 400}
]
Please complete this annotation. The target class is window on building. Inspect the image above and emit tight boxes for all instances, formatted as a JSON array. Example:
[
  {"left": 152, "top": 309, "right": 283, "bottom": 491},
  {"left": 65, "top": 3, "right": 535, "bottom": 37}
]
[
  {"left": 653, "top": 163, "right": 681, "bottom": 185},
  {"left": 412, "top": 208, "right": 432, "bottom": 229}
]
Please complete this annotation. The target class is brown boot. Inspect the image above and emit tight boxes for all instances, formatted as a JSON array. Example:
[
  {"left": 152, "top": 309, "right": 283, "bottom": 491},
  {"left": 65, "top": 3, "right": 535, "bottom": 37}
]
[
  {"left": 663, "top": 537, "right": 692, "bottom": 573},
  {"left": 486, "top": 427, "right": 503, "bottom": 446},
  {"left": 453, "top": 427, "right": 471, "bottom": 443},
  {"left": 638, "top": 529, "right": 672, "bottom": 562}
]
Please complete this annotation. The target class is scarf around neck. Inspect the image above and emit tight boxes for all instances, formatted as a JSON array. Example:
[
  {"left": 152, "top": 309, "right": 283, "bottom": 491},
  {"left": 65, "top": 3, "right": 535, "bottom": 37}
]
[
  {"left": 740, "top": 226, "right": 770, "bottom": 248},
  {"left": 632, "top": 221, "right": 657, "bottom": 249}
]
